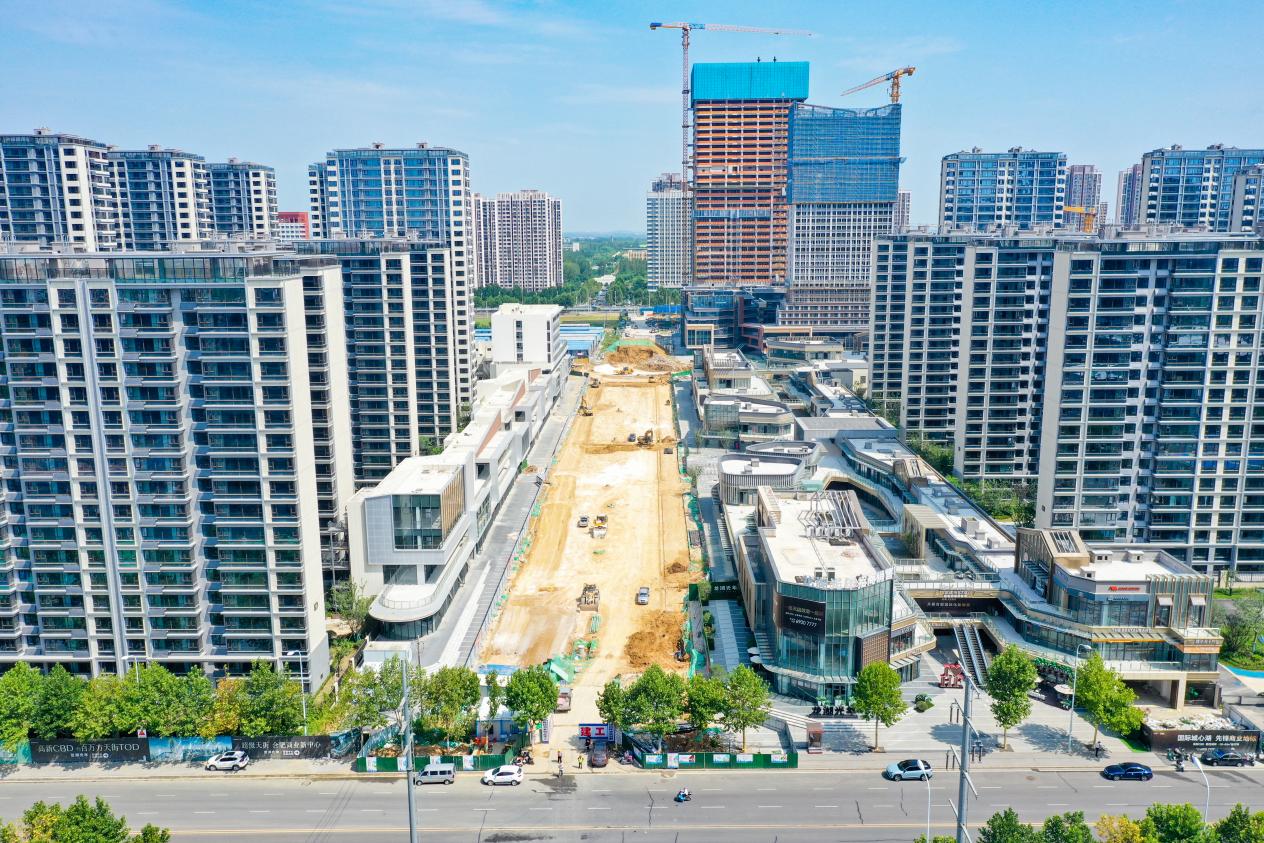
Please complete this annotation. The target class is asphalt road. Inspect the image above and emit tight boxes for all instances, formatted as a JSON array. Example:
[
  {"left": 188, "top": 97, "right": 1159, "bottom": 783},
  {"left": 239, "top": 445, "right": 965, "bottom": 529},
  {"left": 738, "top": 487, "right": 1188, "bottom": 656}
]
[{"left": 2, "top": 767, "right": 1260, "bottom": 842}]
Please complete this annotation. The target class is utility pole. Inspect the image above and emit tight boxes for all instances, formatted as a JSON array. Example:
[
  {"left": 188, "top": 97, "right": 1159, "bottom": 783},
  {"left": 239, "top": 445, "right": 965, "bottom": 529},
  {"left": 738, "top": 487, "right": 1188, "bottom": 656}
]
[
  {"left": 955, "top": 670, "right": 972, "bottom": 843},
  {"left": 402, "top": 664, "right": 418, "bottom": 843}
]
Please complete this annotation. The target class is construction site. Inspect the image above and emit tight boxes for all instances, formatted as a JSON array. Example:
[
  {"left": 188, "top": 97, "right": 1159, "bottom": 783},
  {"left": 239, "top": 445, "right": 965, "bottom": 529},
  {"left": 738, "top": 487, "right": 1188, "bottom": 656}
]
[{"left": 479, "top": 343, "right": 695, "bottom": 727}]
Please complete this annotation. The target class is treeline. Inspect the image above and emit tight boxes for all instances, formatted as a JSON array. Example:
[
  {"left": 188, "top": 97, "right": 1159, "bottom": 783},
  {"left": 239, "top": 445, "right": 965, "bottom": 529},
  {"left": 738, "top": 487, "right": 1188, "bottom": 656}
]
[
  {"left": 1, "top": 796, "right": 169, "bottom": 843},
  {"left": 0, "top": 662, "right": 304, "bottom": 747},
  {"left": 596, "top": 664, "right": 770, "bottom": 751},
  {"left": 920, "top": 801, "right": 1264, "bottom": 842}
]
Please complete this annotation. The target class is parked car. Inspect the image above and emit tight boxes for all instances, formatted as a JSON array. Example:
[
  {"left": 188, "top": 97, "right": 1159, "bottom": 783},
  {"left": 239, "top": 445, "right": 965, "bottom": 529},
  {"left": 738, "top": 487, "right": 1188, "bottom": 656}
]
[
  {"left": 883, "top": 759, "right": 932, "bottom": 781},
  {"left": 482, "top": 765, "right": 523, "bottom": 786},
  {"left": 413, "top": 762, "right": 456, "bottom": 785},
  {"left": 637, "top": 586, "right": 650, "bottom": 605},
  {"left": 627, "top": 433, "right": 637, "bottom": 442},
  {"left": 577, "top": 516, "right": 590, "bottom": 528},
  {"left": 1101, "top": 762, "right": 1153, "bottom": 781},
  {"left": 1201, "top": 749, "right": 1255, "bottom": 767},
  {"left": 589, "top": 741, "right": 609, "bottom": 768},
  {"left": 205, "top": 751, "right": 249, "bottom": 772}
]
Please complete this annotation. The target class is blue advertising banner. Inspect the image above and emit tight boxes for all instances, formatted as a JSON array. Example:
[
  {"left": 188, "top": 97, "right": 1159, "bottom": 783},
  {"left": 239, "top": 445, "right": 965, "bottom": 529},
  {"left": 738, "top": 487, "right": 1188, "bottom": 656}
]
[{"left": 148, "top": 736, "right": 231, "bottom": 763}]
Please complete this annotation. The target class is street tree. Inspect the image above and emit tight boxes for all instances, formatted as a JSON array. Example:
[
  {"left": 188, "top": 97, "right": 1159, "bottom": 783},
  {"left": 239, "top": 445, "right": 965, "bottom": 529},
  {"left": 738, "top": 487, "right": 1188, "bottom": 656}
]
[
  {"left": 985, "top": 645, "right": 1038, "bottom": 749},
  {"left": 852, "top": 662, "right": 907, "bottom": 751},
  {"left": 1074, "top": 652, "right": 1144, "bottom": 747},
  {"left": 596, "top": 679, "right": 631, "bottom": 734},
  {"left": 684, "top": 674, "right": 726, "bottom": 736},
  {"left": 913, "top": 837, "right": 955, "bottom": 843},
  {"left": 505, "top": 666, "right": 558, "bottom": 741},
  {"left": 0, "top": 662, "right": 42, "bottom": 749},
  {"left": 17, "top": 796, "right": 169, "bottom": 843},
  {"left": 200, "top": 677, "right": 245, "bottom": 739},
  {"left": 627, "top": 665, "right": 686, "bottom": 752},
  {"left": 239, "top": 662, "right": 304, "bottom": 737},
  {"left": 719, "top": 665, "right": 770, "bottom": 751},
  {"left": 485, "top": 673, "right": 506, "bottom": 718},
  {"left": 1140, "top": 803, "right": 1209, "bottom": 843},
  {"left": 1094, "top": 814, "right": 1145, "bottom": 843},
  {"left": 977, "top": 808, "right": 1039, "bottom": 843},
  {"left": 1214, "top": 804, "right": 1264, "bottom": 843},
  {"left": 1040, "top": 811, "right": 1093, "bottom": 843},
  {"left": 32, "top": 665, "right": 84, "bottom": 740},
  {"left": 422, "top": 666, "right": 481, "bottom": 745},
  {"left": 71, "top": 674, "right": 127, "bottom": 741},
  {"left": 329, "top": 580, "right": 374, "bottom": 640},
  {"left": 161, "top": 672, "right": 214, "bottom": 738}
]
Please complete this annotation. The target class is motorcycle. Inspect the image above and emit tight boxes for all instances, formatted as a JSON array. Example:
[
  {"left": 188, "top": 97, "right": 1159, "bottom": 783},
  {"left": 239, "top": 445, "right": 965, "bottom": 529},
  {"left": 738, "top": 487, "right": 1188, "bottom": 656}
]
[
  {"left": 514, "top": 750, "right": 534, "bottom": 766},
  {"left": 674, "top": 789, "right": 692, "bottom": 803}
]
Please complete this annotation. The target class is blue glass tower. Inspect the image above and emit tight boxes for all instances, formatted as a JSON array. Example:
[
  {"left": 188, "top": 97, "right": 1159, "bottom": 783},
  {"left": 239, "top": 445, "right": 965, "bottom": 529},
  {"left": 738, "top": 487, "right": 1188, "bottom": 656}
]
[
  {"left": 1141, "top": 145, "right": 1264, "bottom": 232},
  {"left": 939, "top": 148, "right": 1066, "bottom": 231}
]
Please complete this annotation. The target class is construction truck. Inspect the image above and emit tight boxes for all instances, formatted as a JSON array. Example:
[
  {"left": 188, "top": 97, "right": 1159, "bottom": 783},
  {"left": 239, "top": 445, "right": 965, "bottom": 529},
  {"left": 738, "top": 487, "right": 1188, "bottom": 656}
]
[
  {"left": 590, "top": 378, "right": 601, "bottom": 389},
  {"left": 591, "top": 514, "right": 608, "bottom": 539},
  {"left": 620, "top": 366, "right": 634, "bottom": 375},
  {"left": 579, "top": 400, "right": 593, "bottom": 417},
  {"left": 637, "top": 429, "right": 654, "bottom": 446},
  {"left": 577, "top": 583, "right": 600, "bottom": 612}
]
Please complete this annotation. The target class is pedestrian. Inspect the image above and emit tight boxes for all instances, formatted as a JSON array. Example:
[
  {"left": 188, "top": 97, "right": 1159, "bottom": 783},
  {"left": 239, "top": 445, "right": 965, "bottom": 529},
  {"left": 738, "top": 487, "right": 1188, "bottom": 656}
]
[{"left": 578, "top": 754, "right": 584, "bottom": 770}]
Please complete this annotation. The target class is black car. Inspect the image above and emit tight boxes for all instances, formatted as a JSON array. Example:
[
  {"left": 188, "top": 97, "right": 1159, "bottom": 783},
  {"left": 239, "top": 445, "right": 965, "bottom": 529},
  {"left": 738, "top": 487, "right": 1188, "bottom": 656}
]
[
  {"left": 1201, "top": 748, "right": 1255, "bottom": 767},
  {"left": 589, "top": 740, "right": 609, "bottom": 768},
  {"left": 1101, "top": 762, "right": 1153, "bottom": 781}
]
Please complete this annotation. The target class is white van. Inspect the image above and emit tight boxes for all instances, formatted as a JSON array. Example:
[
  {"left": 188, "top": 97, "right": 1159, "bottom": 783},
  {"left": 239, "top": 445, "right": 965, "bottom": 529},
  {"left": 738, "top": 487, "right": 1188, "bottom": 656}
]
[{"left": 413, "top": 762, "right": 456, "bottom": 785}]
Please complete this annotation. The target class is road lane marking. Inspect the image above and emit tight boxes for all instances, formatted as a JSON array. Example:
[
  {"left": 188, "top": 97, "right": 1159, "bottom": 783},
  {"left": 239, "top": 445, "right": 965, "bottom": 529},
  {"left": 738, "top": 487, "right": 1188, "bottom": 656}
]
[
  {"left": 757, "top": 787, "right": 777, "bottom": 791},
  {"left": 757, "top": 805, "right": 782, "bottom": 809},
  {"left": 305, "top": 810, "right": 324, "bottom": 814},
  {"left": 1153, "top": 785, "right": 1173, "bottom": 789},
  {"left": 529, "top": 807, "right": 553, "bottom": 811},
  {"left": 193, "top": 811, "right": 215, "bottom": 815},
  {"left": 980, "top": 786, "right": 1002, "bottom": 790},
  {"left": 359, "top": 809, "right": 382, "bottom": 813},
  {"left": 472, "top": 808, "right": 496, "bottom": 811},
  {"left": 587, "top": 807, "right": 610, "bottom": 811},
  {"left": 815, "top": 805, "right": 839, "bottom": 809},
  {"left": 593, "top": 788, "right": 611, "bottom": 792},
  {"left": 1037, "top": 786, "right": 1057, "bottom": 789}
]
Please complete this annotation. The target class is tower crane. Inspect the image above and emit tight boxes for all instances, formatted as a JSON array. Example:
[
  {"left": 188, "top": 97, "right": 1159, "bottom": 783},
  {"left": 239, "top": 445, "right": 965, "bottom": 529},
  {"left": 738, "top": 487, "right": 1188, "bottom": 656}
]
[
  {"left": 650, "top": 21, "right": 812, "bottom": 284},
  {"left": 839, "top": 66, "right": 917, "bottom": 103}
]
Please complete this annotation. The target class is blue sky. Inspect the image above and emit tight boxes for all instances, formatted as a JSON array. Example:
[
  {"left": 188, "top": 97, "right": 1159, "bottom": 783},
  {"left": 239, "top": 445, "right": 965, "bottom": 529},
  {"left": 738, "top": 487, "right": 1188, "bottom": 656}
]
[{"left": 3, "top": 0, "right": 1263, "bottom": 232}]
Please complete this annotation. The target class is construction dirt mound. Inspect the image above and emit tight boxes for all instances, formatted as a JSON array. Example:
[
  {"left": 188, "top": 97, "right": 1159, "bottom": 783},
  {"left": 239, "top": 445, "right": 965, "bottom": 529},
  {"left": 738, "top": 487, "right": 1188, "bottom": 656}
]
[
  {"left": 606, "top": 344, "right": 677, "bottom": 372},
  {"left": 624, "top": 610, "right": 683, "bottom": 671}
]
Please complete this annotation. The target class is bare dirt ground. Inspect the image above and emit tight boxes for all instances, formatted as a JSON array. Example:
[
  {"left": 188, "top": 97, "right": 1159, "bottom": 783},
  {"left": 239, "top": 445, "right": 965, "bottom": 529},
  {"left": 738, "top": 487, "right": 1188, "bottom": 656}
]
[{"left": 479, "top": 372, "right": 694, "bottom": 732}]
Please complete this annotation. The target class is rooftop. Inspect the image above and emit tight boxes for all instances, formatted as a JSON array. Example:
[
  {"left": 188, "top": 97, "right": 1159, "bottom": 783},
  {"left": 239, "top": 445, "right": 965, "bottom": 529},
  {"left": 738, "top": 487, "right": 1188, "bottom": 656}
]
[
  {"left": 756, "top": 490, "right": 892, "bottom": 589},
  {"left": 718, "top": 454, "right": 798, "bottom": 478}
]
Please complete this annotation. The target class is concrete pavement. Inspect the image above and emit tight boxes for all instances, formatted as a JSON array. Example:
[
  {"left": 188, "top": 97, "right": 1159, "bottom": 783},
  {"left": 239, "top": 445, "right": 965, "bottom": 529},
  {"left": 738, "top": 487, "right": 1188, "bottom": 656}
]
[{"left": 2, "top": 767, "right": 1259, "bottom": 842}]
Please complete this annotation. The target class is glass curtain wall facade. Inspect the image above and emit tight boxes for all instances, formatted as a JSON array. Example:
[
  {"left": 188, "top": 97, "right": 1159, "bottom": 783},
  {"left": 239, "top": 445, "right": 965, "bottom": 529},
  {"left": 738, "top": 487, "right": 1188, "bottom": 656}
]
[{"left": 1140, "top": 146, "right": 1264, "bottom": 232}]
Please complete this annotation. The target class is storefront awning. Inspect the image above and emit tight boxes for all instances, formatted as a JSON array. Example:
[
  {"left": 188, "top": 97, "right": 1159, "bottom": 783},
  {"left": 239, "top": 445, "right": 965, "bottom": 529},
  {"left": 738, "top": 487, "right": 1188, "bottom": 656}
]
[{"left": 1156, "top": 596, "right": 1173, "bottom": 607}]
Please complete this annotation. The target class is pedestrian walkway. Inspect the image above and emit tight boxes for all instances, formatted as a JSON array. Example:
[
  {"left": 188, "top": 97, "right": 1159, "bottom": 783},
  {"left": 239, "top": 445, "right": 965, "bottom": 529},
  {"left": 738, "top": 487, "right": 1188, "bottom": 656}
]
[{"left": 709, "top": 599, "right": 750, "bottom": 671}]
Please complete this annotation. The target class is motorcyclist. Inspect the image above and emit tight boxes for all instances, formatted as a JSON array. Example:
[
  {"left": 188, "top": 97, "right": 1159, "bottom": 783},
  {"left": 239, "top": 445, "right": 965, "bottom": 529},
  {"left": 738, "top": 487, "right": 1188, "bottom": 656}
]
[{"left": 675, "top": 787, "right": 691, "bottom": 802}]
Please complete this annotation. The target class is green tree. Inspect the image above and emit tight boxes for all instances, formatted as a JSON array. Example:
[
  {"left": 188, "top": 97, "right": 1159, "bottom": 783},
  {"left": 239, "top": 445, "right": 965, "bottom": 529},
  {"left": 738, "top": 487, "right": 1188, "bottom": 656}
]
[
  {"left": 1073, "top": 652, "right": 1144, "bottom": 747},
  {"left": 201, "top": 677, "right": 245, "bottom": 738},
  {"left": 485, "top": 673, "right": 506, "bottom": 718},
  {"left": 852, "top": 662, "right": 907, "bottom": 751},
  {"left": 626, "top": 665, "right": 685, "bottom": 751},
  {"left": 1214, "top": 804, "right": 1264, "bottom": 843},
  {"left": 329, "top": 579, "right": 374, "bottom": 640},
  {"left": 1220, "top": 591, "right": 1264, "bottom": 662},
  {"left": 1040, "top": 811, "right": 1093, "bottom": 843},
  {"left": 504, "top": 666, "right": 558, "bottom": 740},
  {"left": 11, "top": 796, "right": 170, "bottom": 843},
  {"left": 32, "top": 665, "right": 84, "bottom": 740},
  {"left": 239, "top": 662, "right": 304, "bottom": 737},
  {"left": 415, "top": 437, "right": 444, "bottom": 457},
  {"left": 1094, "top": 814, "right": 1145, "bottom": 843},
  {"left": 0, "top": 663, "right": 43, "bottom": 749},
  {"left": 596, "top": 679, "right": 631, "bottom": 734},
  {"left": 115, "top": 664, "right": 186, "bottom": 736},
  {"left": 160, "top": 672, "right": 214, "bottom": 738},
  {"left": 986, "top": 645, "right": 1038, "bottom": 749},
  {"left": 1140, "top": 803, "right": 1209, "bottom": 843},
  {"left": 720, "top": 665, "right": 771, "bottom": 751},
  {"left": 914, "top": 837, "right": 955, "bottom": 843},
  {"left": 70, "top": 674, "right": 127, "bottom": 741},
  {"left": 684, "top": 674, "right": 726, "bottom": 736},
  {"left": 422, "top": 666, "right": 481, "bottom": 745},
  {"left": 978, "top": 808, "right": 1039, "bottom": 843}
]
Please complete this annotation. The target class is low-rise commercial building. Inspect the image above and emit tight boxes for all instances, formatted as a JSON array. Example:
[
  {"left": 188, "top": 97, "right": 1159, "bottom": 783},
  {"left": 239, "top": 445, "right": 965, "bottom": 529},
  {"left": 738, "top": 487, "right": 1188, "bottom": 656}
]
[{"left": 694, "top": 348, "right": 793, "bottom": 448}]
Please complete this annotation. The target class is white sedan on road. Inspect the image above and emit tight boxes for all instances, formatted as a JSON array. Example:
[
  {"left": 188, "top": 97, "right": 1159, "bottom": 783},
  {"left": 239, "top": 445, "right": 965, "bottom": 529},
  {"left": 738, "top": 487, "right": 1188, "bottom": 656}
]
[{"left": 481, "top": 765, "right": 523, "bottom": 786}]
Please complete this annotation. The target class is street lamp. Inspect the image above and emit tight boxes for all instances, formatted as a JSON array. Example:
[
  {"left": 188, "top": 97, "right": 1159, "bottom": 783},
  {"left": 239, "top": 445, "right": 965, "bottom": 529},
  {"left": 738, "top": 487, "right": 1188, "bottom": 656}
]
[
  {"left": 125, "top": 655, "right": 145, "bottom": 686},
  {"left": 924, "top": 766, "right": 932, "bottom": 843},
  {"left": 284, "top": 650, "right": 309, "bottom": 736},
  {"left": 1191, "top": 754, "right": 1211, "bottom": 824},
  {"left": 1065, "top": 643, "right": 1094, "bottom": 753}
]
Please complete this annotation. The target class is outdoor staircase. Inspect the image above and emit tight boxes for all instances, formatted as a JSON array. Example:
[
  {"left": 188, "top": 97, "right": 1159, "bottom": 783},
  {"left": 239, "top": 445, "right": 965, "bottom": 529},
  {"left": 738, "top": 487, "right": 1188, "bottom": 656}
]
[{"left": 953, "top": 622, "right": 991, "bottom": 687}]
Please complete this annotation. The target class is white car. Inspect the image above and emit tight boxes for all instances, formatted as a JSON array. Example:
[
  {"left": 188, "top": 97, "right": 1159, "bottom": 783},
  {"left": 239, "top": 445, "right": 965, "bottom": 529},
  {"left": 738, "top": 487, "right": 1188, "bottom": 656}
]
[
  {"left": 205, "top": 750, "right": 249, "bottom": 772},
  {"left": 481, "top": 764, "right": 523, "bottom": 786}
]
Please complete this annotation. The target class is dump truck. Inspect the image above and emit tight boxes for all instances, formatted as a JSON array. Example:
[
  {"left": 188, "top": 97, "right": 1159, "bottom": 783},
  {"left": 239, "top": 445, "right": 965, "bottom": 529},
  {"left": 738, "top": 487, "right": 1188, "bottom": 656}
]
[
  {"left": 591, "top": 514, "right": 608, "bottom": 539},
  {"left": 577, "top": 583, "right": 600, "bottom": 612},
  {"left": 556, "top": 684, "right": 573, "bottom": 713}
]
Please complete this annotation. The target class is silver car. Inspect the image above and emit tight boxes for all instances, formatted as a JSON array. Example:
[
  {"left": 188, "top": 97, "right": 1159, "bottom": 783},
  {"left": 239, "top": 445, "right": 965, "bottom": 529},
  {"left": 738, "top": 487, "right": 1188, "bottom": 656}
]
[
  {"left": 884, "top": 759, "right": 932, "bottom": 781},
  {"left": 637, "top": 587, "right": 650, "bottom": 605}
]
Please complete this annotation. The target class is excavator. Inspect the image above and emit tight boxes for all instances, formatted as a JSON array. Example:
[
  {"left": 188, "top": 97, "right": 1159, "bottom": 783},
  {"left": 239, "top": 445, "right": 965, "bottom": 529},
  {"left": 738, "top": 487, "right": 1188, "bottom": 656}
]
[{"left": 637, "top": 429, "right": 654, "bottom": 446}]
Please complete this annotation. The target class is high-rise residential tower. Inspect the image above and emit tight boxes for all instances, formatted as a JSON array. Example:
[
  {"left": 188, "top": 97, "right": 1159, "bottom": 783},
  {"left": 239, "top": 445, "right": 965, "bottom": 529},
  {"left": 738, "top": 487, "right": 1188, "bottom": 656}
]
[
  {"left": 939, "top": 148, "right": 1066, "bottom": 231},
  {"left": 1230, "top": 165, "right": 1264, "bottom": 233},
  {"left": 646, "top": 173, "right": 690, "bottom": 289},
  {"left": 275, "top": 211, "right": 310, "bottom": 242},
  {"left": 691, "top": 61, "right": 809, "bottom": 285},
  {"left": 107, "top": 146, "right": 213, "bottom": 250},
  {"left": 307, "top": 163, "right": 329, "bottom": 239},
  {"left": 779, "top": 103, "right": 903, "bottom": 330},
  {"left": 0, "top": 130, "right": 120, "bottom": 251},
  {"left": 1115, "top": 164, "right": 1142, "bottom": 227},
  {"left": 472, "top": 190, "right": 563, "bottom": 291},
  {"left": 1065, "top": 164, "right": 1103, "bottom": 232},
  {"left": 0, "top": 247, "right": 344, "bottom": 687},
  {"left": 893, "top": 189, "right": 911, "bottom": 233},
  {"left": 1139, "top": 144, "right": 1264, "bottom": 231},
  {"left": 207, "top": 159, "right": 278, "bottom": 239},
  {"left": 871, "top": 229, "right": 1264, "bottom": 578}
]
